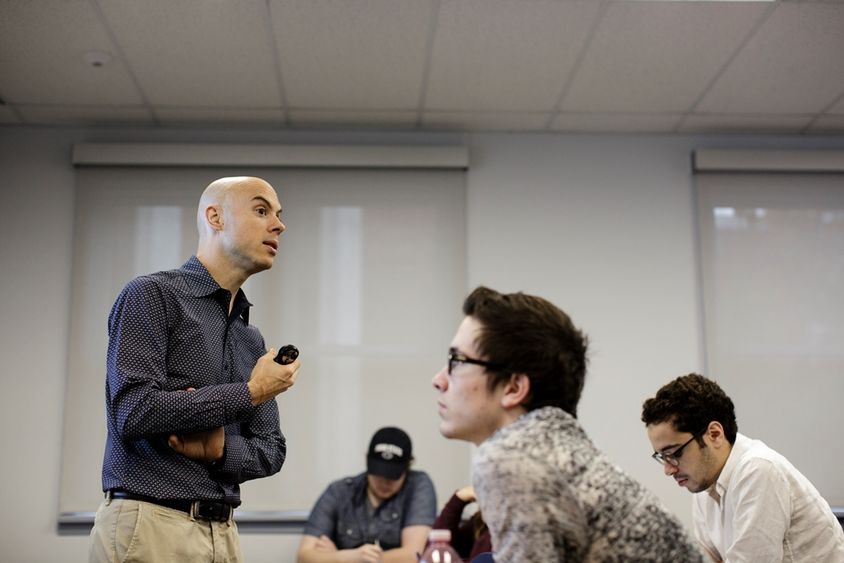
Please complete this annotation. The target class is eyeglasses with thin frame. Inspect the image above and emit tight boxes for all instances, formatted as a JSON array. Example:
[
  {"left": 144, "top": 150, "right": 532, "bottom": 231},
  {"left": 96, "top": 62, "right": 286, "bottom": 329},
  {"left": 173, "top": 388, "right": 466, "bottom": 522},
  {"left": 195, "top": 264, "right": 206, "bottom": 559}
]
[
  {"left": 651, "top": 427, "right": 708, "bottom": 467},
  {"left": 447, "top": 350, "right": 501, "bottom": 376}
]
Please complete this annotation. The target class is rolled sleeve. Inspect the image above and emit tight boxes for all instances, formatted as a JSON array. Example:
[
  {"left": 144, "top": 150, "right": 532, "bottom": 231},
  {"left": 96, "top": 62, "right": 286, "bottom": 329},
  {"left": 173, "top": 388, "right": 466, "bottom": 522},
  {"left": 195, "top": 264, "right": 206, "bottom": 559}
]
[
  {"left": 403, "top": 472, "right": 437, "bottom": 527},
  {"left": 304, "top": 483, "right": 342, "bottom": 538}
]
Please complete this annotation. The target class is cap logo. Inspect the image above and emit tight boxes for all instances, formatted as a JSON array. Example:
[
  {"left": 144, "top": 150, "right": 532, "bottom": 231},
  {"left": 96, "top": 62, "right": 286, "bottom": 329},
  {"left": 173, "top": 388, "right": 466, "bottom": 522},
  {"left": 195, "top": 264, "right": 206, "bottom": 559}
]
[{"left": 374, "top": 443, "right": 403, "bottom": 460}]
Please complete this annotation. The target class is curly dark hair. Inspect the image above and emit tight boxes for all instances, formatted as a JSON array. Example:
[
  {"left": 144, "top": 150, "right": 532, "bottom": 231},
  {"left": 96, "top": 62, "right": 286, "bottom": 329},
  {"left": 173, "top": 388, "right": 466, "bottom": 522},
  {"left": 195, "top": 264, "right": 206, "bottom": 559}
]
[
  {"left": 462, "top": 286, "right": 589, "bottom": 417},
  {"left": 641, "top": 373, "right": 738, "bottom": 444}
]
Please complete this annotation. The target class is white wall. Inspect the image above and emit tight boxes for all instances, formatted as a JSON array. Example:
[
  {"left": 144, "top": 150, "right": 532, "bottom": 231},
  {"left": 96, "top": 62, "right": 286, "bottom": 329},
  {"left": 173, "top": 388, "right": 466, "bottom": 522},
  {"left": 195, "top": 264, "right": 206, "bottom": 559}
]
[
  {"left": 466, "top": 133, "right": 706, "bottom": 523},
  {"left": 0, "top": 128, "right": 91, "bottom": 561},
  {"left": 2, "top": 126, "right": 843, "bottom": 562}
]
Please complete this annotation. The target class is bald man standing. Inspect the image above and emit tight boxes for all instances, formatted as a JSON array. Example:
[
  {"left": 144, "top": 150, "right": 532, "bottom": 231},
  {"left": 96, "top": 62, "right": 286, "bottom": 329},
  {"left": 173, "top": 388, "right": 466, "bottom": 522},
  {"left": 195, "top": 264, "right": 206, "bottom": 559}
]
[{"left": 89, "top": 177, "right": 301, "bottom": 563}]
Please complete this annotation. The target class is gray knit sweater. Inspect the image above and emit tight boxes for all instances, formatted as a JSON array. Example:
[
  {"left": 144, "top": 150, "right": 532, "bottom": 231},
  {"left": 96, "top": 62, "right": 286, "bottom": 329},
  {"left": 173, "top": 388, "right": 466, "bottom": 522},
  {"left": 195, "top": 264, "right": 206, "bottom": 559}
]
[{"left": 473, "top": 406, "right": 705, "bottom": 562}]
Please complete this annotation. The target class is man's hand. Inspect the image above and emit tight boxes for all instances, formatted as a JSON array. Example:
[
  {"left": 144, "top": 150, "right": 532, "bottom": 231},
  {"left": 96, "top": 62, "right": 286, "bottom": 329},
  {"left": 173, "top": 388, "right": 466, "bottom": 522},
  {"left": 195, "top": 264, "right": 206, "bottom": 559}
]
[
  {"left": 349, "top": 543, "right": 383, "bottom": 563},
  {"left": 299, "top": 534, "right": 383, "bottom": 563},
  {"left": 311, "top": 535, "right": 382, "bottom": 562},
  {"left": 168, "top": 425, "right": 225, "bottom": 462},
  {"left": 167, "top": 387, "right": 225, "bottom": 463},
  {"left": 247, "top": 349, "right": 301, "bottom": 406}
]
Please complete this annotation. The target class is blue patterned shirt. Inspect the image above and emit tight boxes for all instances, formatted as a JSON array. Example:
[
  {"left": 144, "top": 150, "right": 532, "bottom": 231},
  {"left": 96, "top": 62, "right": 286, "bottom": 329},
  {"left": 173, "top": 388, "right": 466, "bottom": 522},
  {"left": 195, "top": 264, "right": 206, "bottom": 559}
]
[{"left": 101, "top": 256, "right": 285, "bottom": 506}]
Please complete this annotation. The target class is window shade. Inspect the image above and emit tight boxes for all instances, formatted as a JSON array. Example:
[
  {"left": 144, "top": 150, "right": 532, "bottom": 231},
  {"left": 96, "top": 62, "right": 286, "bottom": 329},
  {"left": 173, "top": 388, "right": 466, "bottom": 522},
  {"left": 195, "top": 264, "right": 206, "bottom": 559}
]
[{"left": 60, "top": 166, "right": 470, "bottom": 521}]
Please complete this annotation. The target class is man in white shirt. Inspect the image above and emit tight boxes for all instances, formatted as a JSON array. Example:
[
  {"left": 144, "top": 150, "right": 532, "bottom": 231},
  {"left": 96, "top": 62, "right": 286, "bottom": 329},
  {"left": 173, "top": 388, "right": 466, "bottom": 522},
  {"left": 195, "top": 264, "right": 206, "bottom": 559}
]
[{"left": 642, "top": 373, "right": 844, "bottom": 563}]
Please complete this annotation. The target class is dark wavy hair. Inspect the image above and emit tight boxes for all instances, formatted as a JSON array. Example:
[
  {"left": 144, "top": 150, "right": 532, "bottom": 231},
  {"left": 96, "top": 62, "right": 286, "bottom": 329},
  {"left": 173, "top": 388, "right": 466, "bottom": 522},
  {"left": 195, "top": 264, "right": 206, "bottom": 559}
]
[
  {"left": 462, "top": 286, "right": 589, "bottom": 417},
  {"left": 641, "top": 373, "right": 738, "bottom": 444}
]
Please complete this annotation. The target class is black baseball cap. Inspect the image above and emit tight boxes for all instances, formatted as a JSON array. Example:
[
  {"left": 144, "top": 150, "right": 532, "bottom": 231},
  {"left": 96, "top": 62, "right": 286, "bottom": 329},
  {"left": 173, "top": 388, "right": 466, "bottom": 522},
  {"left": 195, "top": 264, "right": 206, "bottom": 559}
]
[{"left": 366, "top": 427, "right": 412, "bottom": 480}]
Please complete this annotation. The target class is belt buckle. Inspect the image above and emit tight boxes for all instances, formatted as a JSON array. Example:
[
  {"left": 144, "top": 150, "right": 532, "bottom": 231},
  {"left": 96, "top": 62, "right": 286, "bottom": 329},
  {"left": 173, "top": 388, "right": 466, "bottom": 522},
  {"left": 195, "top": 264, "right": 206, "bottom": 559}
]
[{"left": 190, "top": 500, "right": 232, "bottom": 522}]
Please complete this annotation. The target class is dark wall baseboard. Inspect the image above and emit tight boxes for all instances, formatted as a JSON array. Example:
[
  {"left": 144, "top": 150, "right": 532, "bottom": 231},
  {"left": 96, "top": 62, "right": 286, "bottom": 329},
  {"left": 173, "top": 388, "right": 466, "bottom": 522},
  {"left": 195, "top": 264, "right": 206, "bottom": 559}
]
[{"left": 58, "top": 510, "right": 308, "bottom": 536}]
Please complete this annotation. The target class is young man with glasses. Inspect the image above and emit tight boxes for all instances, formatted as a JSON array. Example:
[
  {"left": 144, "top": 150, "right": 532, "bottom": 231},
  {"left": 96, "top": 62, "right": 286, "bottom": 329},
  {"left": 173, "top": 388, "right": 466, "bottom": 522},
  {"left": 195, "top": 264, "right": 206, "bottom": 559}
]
[
  {"left": 432, "top": 286, "right": 704, "bottom": 562},
  {"left": 642, "top": 373, "right": 844, "bottom": 562}
]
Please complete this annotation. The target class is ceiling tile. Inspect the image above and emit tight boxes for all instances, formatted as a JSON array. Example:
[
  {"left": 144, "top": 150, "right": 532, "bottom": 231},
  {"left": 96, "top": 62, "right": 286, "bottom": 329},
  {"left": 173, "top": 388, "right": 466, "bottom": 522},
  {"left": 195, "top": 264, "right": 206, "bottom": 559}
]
[
  {"left": 425, "top": 0, "right": 600, "bottom": 112},
  {"left": 697, "top": 3, "right": 844, "bottom": 114},
  {"left": 272, "top": 0, "right": 431, "bottom": 110},
  {"left": 289, "top": 110, "right": 417, "bottom": 129},
  {"left": 1, "top": 0, "right": 843, "bottom": 134},
  {"left": 98, "top": 0, "right": 281, "bottom": 107},
  {"left": 678, "top": 114, "right": 812, "bottom": 135},
  {"left": 562, "top": 2, "right": 768, "bottom": 113},
  {"left": 0, "top": 0, "right": 144, "bottom": 105},
  {"left": 551, "top": 113, "right": 682, "bottom": 134},
  {"left": 156, "top": 107, "right": 287, "bottom": 128},
  {"left": 16, "top": 105, "right": 153, "bottom": 126},
  {"left": 422, "top": 111, "right": 549, "bottom": 131}
]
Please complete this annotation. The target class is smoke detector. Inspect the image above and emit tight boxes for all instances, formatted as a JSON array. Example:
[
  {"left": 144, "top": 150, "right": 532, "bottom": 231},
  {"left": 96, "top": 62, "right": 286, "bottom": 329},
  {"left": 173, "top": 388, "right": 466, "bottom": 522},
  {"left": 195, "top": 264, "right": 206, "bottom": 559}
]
[{"left": 82, "top": 50, "right": 112, "bottom": 68}]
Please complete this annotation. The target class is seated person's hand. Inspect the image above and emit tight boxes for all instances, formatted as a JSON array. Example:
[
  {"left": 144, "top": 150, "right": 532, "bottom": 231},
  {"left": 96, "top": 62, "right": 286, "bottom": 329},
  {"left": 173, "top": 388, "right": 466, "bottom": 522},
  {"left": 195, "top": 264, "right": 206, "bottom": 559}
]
[
  {"left": 350, "top": 542, "right": 383, "bottom": 563},
  {"left": 456, "top": 485, "right": 476, "bottom": 503}
]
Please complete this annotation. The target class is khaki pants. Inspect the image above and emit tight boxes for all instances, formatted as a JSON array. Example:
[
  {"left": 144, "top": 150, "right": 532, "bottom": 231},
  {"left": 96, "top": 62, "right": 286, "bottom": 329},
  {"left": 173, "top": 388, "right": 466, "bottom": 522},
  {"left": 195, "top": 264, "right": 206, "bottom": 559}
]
[{"left": 88, "top": 498, "right": 242, "bottom": 563}]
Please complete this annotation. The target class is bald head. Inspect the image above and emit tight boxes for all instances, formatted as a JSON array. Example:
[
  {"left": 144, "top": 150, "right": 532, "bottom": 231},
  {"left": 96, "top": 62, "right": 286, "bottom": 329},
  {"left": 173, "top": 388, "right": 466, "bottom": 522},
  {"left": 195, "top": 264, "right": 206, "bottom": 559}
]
[
  {"left": 197, "top": 176, "right": 270, "bottom": 240},
  {"left": 195, "top": 176, "right": 284, "bottom": 288}
]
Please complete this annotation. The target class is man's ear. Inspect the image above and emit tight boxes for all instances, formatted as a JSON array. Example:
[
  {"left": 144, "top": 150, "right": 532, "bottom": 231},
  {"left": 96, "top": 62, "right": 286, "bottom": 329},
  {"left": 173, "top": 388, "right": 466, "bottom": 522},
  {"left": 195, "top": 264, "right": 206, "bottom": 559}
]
[
  {"left": 500, "top": 373, "right": 530, "bottom": 409},
  {"left": 704, "top": 421, "right": 727, "bottom": 449},
  {"left": 205, "top": 204, "right": 224, "bottom": 231}
]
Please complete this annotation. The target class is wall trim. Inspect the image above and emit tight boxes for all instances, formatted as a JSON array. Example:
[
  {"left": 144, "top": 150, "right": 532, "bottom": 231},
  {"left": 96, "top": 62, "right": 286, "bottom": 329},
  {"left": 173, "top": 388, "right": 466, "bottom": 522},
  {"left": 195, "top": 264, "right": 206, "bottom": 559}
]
[
  {"left": 693, "top": 150, "right": 844, "bottom": 173},
  {"left": 58, "top": 510, "right": 308, "bottom": 535},
  {"left": 71, "top": 143, "right": 469, "bottom": 169}
]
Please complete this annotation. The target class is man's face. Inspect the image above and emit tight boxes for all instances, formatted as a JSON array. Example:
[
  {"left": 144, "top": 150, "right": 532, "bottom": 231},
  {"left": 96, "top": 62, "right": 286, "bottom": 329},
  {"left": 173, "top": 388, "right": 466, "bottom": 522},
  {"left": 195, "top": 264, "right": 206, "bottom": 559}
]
[
  {"left": 432, "top": 316, "right": 508, "bottom": 446},
  {"left": 366, "top": 472, "right": 407, "bottom": 503},
  {"left": 646, "top": 421, "right": 722, "bottom": 493},
  {"left": 219, "top": 178, "right": 285, "bottom": 274}
]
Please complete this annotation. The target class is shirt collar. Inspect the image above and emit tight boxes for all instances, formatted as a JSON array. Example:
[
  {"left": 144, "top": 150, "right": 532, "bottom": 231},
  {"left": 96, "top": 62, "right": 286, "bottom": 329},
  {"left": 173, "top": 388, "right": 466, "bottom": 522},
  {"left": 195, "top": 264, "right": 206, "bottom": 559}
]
[
  {"left": 708, "top": 432, "right": 749, "bottom": 503},
  {"left": 351, "top": 471, "right": 408, "bottom": 512},
  {"left": 351, "top": 472, "right": 369, "bottom": 506},
  {"left": 180, "top": 256, "right": 253, "bottom": 322}
]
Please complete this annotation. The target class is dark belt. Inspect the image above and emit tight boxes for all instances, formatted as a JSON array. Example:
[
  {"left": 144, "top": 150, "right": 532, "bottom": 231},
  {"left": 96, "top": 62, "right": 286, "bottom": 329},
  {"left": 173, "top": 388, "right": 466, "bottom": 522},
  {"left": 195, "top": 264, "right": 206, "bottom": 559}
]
[{"left": 108, "top": 490, "right": 234, "bottom": 522}]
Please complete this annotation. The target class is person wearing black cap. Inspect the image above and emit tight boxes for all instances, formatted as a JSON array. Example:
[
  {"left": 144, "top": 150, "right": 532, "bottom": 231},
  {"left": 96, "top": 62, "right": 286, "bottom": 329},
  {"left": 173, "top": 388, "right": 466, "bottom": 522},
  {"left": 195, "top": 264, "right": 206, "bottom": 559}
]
[{"left": 297, "top": 426, "right": 436, "bottom": 563}]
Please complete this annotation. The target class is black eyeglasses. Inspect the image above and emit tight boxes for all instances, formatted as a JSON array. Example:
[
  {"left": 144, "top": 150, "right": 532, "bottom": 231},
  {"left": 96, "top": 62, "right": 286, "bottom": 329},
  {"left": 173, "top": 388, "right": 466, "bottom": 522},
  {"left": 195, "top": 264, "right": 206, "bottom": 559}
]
[
  {"left": 447, "top": 351, "right": 501, "bottom": 375},
  {"left": 651, "top": 428, "right": 708, "bottom": 467}
]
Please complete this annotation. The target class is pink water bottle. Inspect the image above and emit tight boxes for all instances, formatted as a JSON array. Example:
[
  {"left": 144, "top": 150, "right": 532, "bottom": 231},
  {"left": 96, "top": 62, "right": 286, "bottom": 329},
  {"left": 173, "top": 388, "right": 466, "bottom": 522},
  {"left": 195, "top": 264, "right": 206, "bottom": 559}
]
[{"left": 420, "top": 529, "right": 462, "bottom": 563}]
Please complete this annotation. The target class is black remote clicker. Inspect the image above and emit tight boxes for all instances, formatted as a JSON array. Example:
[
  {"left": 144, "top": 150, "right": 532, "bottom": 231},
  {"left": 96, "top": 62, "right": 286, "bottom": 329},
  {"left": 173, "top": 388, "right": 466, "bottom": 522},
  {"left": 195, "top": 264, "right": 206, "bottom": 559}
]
[{"left": 274, "top": 344, "right": 299, "bottom": 365}]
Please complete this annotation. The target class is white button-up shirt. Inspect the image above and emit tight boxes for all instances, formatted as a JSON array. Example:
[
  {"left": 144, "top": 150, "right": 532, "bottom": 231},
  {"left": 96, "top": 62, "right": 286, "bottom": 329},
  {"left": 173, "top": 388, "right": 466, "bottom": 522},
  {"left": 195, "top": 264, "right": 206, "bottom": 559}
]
[{"left": 692, "top": 433, "right": 844, "bottom": 562}]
